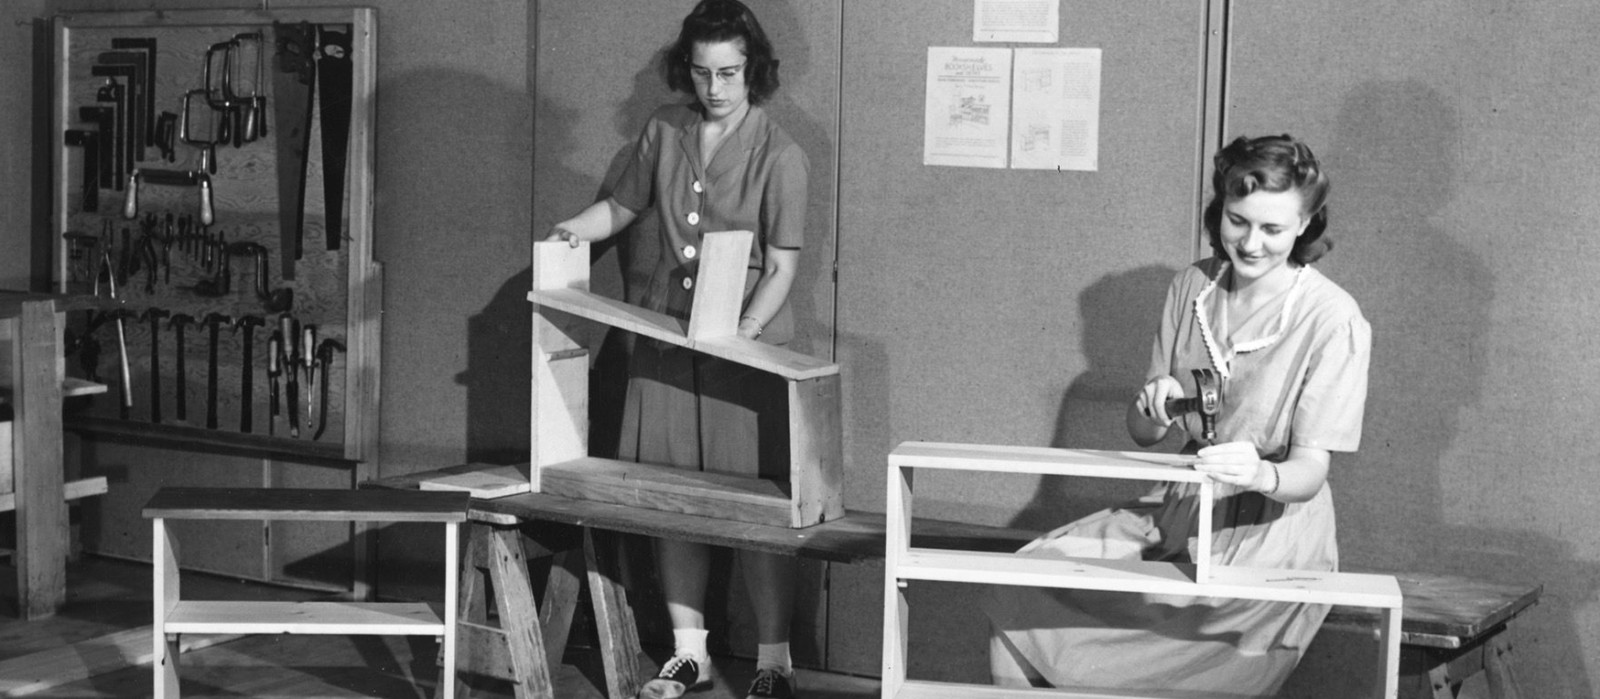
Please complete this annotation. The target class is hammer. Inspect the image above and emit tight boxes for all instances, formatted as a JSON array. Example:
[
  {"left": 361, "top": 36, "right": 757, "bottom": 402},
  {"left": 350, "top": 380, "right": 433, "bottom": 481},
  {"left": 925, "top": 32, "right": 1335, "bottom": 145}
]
[
  {"left": 141, "top": 307, "right": 170, "bottom": 423},
  {"left": 169, "top": 313, "right": 195, "bottom": 422},
  {"left": 203, "top": 312, "right": 233, "bottom": 429},
  {"left": 234, "top": 315, "right": 266, "bottom": 433},
  {"left": 1164, "top": 367, "right": 1222, "bottom": 443}
]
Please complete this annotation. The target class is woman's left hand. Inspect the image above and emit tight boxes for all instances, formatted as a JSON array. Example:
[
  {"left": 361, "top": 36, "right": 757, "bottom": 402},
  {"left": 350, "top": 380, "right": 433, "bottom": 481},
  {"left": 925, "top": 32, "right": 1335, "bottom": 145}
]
[{"left": 1194, "top": 441, "right": 1273, "bottom": 491}]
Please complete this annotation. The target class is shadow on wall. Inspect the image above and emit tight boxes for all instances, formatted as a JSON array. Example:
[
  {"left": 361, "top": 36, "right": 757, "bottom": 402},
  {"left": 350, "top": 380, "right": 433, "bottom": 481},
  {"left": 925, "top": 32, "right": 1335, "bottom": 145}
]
[
  {"left": 371, "top": 65, "right": 531, "bottom": 470},
  {"left": 1328, "top": 80, "right": 1596, "bottom": 699},
  {"left": 1007, "top": 264, "right": 1179, "bottom": 533}
]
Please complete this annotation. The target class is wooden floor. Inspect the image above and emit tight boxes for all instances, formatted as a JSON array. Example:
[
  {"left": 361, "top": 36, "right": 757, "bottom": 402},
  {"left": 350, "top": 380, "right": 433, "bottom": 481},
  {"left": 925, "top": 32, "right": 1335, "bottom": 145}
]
[{"left": 0, "top": 555, "right": 880, "bottom": 698}]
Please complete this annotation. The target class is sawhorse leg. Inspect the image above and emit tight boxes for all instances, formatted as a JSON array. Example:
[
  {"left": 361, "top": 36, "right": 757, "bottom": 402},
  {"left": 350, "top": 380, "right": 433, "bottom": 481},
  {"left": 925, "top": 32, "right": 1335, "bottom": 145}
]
[{"left": 441, "top": 519, "right": 642, "bottom": 699}]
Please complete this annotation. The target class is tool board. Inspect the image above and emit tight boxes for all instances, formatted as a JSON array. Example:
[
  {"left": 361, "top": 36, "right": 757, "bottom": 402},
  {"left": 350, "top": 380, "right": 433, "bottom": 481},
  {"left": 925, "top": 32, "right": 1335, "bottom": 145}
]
[{"left": 46, "top": 8, "right": 380, "bottom": 467}]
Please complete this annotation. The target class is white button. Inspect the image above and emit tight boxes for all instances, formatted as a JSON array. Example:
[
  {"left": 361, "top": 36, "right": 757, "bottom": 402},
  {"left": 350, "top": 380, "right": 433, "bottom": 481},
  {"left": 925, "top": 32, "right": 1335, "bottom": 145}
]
[
  {"left": 686, "top": 212, "right": 700, "bottom": 226},
  {"left": 692, "top": 180, "right": 703, "bottom": 193},
  {"left": 683, "top": 245, "right": 697, "bottom": 259},
  {"left": 681, "top": 277, "right": 694, "bottom": 290}
]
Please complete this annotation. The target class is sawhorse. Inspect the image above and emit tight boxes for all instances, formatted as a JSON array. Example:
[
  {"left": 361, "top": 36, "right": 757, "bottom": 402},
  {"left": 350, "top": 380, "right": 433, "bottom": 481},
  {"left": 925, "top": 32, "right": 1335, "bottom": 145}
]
[{"left": 441, "top": 510, "right": 643, "bottom": 699}]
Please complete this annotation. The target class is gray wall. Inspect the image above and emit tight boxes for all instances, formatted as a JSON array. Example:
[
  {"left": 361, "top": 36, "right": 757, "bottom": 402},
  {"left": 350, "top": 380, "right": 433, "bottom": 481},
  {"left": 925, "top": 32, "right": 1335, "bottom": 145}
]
[{"left": 3, "top": 1, "right": 1597, "bottom": 696}]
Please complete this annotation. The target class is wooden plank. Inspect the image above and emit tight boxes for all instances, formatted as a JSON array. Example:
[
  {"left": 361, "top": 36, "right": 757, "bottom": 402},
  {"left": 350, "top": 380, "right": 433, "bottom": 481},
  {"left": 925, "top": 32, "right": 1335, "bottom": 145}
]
[
  {"left": 528, "top": 289, "right": 838, "bottom": 380},
  {"left": 0, "top": 417, "right": 11, "bottom": 497},
  {"left": 55, "top": 7, "right": 364, "bottom": 28},
  {"left": 163, "top": 600, "right": 445, "bottom": 635},
  {"left": 487, "top": 525, "right": 552, "bottom": 698},
  {"left": 531, "top": 350, "right": 587, "bottom": 472},
  {"left": 60, "top": 377, "right": 106, "bottom": 397},
  {"left": 894, "top": 678, "right": 1249, "bottom": 698},
  {"left": 890, "top": 441, "right": 1202, "bottom": 481},
  {"left": 420, "top": 463, "right": 532, "bottom": 499},
  {"left": 532, "top": 288, "right": 689, "bottom": 344},
  {"left": 1324, "top": 571, "right": 1542, "bottom": 648},
  {"left": 897, "top": 549, "right": 1402, "bottom": 609},
  {"left": 365, "top": 464, "right": 1038, "bottom": 563},
  {"left": 685, "top": 230, "right": 753, "bottom": 341},
  {"left": 13, "top": 300, "right": 66, "bottom": 619},
  {"left": 143, "top": 487, "right": 468, "bottom": 522},
  {"left": 788, "top": 375, "right": 844, "bottom": 527},
  {"left": 0, "top": 625, "right": 239, "bottom": 697},
  {"left": 0, "top": 475, "right": 105, "bottom": 512},
  {"left": 538, "top": 457, "right": 797, "bottom": 528},
  {"left": 585, "top": 529, "right": 642, "bottom": 699}
]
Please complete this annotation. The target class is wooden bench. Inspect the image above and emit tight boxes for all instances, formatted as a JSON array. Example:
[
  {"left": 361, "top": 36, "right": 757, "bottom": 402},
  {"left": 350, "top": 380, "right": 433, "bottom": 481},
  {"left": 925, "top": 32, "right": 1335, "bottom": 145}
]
[
  {"left": 368, "top": 463, "right": 1540, "bottom": 699},
  {"left": 143, "top": 487, "right": 469, "bottom": 699}
]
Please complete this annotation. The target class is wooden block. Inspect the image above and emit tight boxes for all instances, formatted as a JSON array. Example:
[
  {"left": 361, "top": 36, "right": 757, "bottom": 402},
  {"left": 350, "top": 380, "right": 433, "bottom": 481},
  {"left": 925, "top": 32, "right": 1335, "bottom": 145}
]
[
  {"left": 685, "top": 230, "right": 753, "bottom": 341},
  {"left": 421, "top": 463, "right": 532, "bottom": 499},
  {"left": 788, "top": 374, "right": 844, "bottom": 527},
  {"left": 1, "top": 418, "right": 11, "bottom": 497}
]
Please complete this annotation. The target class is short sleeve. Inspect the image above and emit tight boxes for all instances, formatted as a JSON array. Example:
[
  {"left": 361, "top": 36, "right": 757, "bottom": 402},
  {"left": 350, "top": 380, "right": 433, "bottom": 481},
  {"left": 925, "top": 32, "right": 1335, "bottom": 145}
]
[
  {"left": 608, "top": 116, "right": 660, "bottom": 214},
  {"left": 760, "top": 143, "right": 809, "bottom": 249},
  {"left": 1291, "top": 314, "right": 1372, "bottom": 452}
]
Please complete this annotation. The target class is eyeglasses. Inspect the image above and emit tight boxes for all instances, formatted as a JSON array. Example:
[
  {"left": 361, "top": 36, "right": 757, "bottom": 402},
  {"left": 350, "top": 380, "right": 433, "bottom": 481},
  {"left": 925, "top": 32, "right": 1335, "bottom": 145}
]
[{"left": 690, "top": 63, "right": 746, "bottom": 85}]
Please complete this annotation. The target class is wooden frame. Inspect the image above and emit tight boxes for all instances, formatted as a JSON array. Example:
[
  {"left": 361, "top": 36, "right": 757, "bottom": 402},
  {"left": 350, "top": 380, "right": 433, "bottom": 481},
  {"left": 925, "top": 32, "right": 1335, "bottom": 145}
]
[
  {"left": 881, "top": 441, "right": 1404, "bottom": 699},
  {"left": 1, "top": 294, "right": 110, "bottom": 619},
  {"left": 48, "top": 7, "right": 382, "bottom": 466},
  {"left": 447, "top": 232, "right": 841, "bottom": 528},
  {"left": 144, "top": 488, "right": 466, "bottom": 698}
]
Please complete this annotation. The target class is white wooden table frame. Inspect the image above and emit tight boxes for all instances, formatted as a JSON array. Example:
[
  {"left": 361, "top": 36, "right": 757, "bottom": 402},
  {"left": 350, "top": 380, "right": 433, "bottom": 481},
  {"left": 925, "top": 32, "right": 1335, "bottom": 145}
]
[
  {"left": 881, "top": 441, "right": 1403, "bottom": 699},
  {"left": 147, "top": 489, "right": 465, "bottom": 699}
]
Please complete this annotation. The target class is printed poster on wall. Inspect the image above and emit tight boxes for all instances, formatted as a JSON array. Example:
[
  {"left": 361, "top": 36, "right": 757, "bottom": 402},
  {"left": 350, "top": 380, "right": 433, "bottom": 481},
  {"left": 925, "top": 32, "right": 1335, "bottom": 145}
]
[
  {"left": 924, "top": 47, "right": 1012, "bottom": 169},
  {"left": 1009, "top": 48, "right": 1101, "bottom": 171},
  {"left": 973, "top": 0, "right": 1059, "bottom": 43}
]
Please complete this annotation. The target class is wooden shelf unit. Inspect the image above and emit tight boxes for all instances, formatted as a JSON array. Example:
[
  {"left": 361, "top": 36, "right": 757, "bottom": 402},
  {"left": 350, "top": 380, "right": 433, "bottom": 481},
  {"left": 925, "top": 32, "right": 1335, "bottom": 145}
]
[
  {"left": 144, "top": 487, "right": 468, "bottom": 699},
  {"left": 486, "top": 232, "right": 842, "bottom": 528},
  {"left": 882, "top": 441, "right": 1405, "bottom": 699}
]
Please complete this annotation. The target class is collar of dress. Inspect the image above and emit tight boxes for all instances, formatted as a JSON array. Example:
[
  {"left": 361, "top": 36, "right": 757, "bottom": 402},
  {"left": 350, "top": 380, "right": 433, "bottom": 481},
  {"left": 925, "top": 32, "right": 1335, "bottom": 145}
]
[{"left": 1193, "top": 262, "right": 1307, "bottom": 380}]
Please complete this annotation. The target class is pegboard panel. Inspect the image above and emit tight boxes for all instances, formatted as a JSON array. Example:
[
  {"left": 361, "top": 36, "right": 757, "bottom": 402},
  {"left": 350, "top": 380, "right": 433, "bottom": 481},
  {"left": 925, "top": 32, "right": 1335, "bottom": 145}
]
[{"left": 49, "top": 8, "right": 379, "bottom": 466}]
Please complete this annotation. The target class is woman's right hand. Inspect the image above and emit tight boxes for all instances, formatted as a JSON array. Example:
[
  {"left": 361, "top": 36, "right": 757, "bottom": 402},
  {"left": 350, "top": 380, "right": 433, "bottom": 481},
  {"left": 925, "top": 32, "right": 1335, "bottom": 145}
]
[
  {"left": 546, "top": 226, "right": 582, "bottom": 248},
  {"left": 1134, "top": 375, "right": 1184, "bottom": 427}
]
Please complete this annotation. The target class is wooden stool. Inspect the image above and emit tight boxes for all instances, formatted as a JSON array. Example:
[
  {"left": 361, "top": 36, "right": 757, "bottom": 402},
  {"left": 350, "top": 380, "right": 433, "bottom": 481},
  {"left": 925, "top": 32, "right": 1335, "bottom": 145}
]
[
  {"left": 144, "top": 487, "right": 468, "bottom": 699},
  {"left": 441, "top": 513, "right": 643, "bottom": 699}
]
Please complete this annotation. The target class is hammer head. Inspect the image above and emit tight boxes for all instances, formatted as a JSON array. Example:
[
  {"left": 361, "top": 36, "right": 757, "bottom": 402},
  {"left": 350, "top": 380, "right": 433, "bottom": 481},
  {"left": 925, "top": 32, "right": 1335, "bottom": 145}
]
[
  {"left": 234, "top": 314, "right": 267, "bottom": 333},
  {"left": 168, "top": 312, "right": 195, "bottom": 329},
  {"left": 1190, "top": 368, "right": 1221, "bottom": 441},
  {"left": 203, "top": 311, "right": 233, "bottom": 328},
  {"left": 141, "top": 306, "right": 171, "bottom": 323}
]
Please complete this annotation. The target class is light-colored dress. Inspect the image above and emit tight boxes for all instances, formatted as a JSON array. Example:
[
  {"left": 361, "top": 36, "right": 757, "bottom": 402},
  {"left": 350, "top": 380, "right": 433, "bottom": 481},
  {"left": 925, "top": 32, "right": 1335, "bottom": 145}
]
[
  {"left": 607, "top": 103, "right": 809, "bottom": 475},
  {"left": 981, "top": 258, "right": 1371, "bottom": 697}
]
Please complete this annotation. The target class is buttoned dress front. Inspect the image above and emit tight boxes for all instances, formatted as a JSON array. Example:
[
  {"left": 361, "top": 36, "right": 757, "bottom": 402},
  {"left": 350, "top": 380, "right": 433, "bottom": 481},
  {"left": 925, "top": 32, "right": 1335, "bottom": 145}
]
[
  {"left": 608, "top": 103, "right": 809, "bottom": 477},
  {"left": 982, "top": 258, "right": 1372, "bottom": 697}
]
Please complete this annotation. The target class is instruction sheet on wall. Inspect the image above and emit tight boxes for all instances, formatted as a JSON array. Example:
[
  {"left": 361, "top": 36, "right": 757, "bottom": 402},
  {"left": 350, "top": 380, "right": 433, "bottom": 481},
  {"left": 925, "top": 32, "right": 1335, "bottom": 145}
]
[
  {"left": 973, "top": 0, "right": 1059, "bottom": 43},
  {"left": 1010, "top": 48, "right": 1101, "bottom": 171},
  {"left": 923, "top": 46, "right": 1012, "bottom": 169}
]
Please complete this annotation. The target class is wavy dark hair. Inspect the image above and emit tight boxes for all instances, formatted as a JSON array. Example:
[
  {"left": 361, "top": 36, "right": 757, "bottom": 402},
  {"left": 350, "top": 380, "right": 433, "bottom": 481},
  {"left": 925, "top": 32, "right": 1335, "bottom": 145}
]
[
  {"left": 1202, "top": 134, "right": 1333, "bottom": 265},
  {"left": 664, "top": 0, "right": 781, "bottom": 105}
]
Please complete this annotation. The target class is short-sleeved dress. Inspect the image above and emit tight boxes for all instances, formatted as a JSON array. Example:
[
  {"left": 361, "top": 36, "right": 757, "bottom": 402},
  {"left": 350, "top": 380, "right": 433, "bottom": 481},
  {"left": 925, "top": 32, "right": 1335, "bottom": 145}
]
[
  {"left": 608, "top": 103, "right": 809, "bottom": 475},
  {"left": 981, "top": 258, "right": 1371, "bottom": 697}
]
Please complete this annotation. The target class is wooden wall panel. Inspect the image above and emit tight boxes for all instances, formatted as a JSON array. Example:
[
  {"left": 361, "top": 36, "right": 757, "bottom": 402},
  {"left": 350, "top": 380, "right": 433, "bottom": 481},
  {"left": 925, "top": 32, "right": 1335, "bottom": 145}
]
[
  {"left": 1229, "top": 5, "right": 1600, "bottom": 698},
  {"left": 828, "top": 1, "right": 1206, "bottom": 678}
]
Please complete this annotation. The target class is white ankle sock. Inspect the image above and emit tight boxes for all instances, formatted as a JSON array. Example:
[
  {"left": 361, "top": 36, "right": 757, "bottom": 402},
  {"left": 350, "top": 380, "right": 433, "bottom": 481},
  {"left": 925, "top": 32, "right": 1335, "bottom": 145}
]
[
  {"left": 755, "top": 642, "right": 792, "bottom": 675},
  {"left": 673, "top": 628, "right": 710, "bottom": 664}
]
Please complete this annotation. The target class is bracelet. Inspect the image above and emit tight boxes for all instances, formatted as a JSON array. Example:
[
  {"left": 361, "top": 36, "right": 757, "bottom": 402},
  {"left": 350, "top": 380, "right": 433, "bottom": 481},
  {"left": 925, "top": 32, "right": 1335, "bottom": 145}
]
[
  {"left": 740, "top": 315, "right": 764, "bottom": 338},
  {"left": 1263, "top": 462, "right": 1281, "bottom": 495}
]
